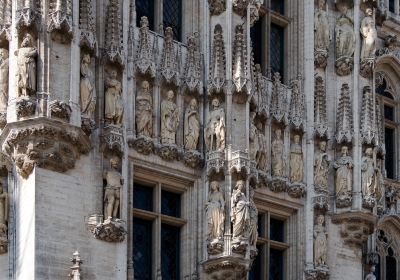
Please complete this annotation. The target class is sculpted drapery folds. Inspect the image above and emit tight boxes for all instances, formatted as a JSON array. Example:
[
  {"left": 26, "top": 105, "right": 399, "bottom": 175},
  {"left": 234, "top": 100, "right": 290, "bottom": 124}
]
[
  {"left": 17, "top": 33, "right": 37, "bottom": 97},
  {"left": 290, "top": 135, "right": 303, "bottom": 183},
  {"left": 314, "top": 141, "right": 330, "bottom": 192},
  {"left": 105, "top": 70, "right": 124, "bottom": 126},
  {"left": 334, "top": 146, "right": 353, "bottom": 200},
  {"left": 272, "top": 129, "right": 285, "bottom": 177},
  {"left": 248, "top": 188, "right": 258, "bottom": 248},
  {"left": 103, "top": 157, "right": 123, "bottom": 220},
  {"left": 335, "top": 10, "right": 355, "bottom": 59},
  {"left": 161, "top": 90, "right": 179, "bottom": 145},
  {"left": 314, "top": 0, "right": 330, "bottom": 51},
  {"left": 365, "top": 266, "right": 377, "bottom": 280},
  {"left": 360, "top": 8, "right": 377, "bottom": 60},
  {"left": 249, "top": 111, "right": 259, "bottom": 161},
  {"left": 361, "top": 148, "right": 377, "bottom": 199},
  {"left": 205, "top": 97, "right": 225, "bottom": 151},
  {"left": 184, "top": 98, "right": 200, "bottom": 150},
  {"left": 231, "top": 180, "right": 250, "bottom": 245},
  {"left": 80, "top": 54, "right": 96, "bottom": 118},
  {"left": 206, "top": 181, "right": 225, "bottom": 243},
  {"left": 0, "top": 49, "right": 9, "bottom": 112},
  {"left": 135, "top": 80, "right": 153, "bottom": 137},
  {"left": 314, "top": 215, "right": 327, "bottom": 267}
]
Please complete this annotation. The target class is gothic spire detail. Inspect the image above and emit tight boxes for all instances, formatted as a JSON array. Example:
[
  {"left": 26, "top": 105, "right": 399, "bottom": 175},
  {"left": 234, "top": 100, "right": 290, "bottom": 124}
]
[
  {"left": 68, "top": 251, "right": 82, "bottom": 280},
  {"left": 375, "top": 98, "right": 385, "bottom": 155},
  {"left": 160, "top": 27, "right": 180, "bottom": 86},
  {"left": 79, "top": 0, "right": 97, "bottom": 51},
  {"left": 105, "top": 0, "right": 124, "bottom": 66},
  {"left": 270, "top": 72, "right": 289, "bottom": 124},
  {"left": 208, "top": 24, "right": 226, "bottom": 95},
  {"left": 314, "top": 76, "right": 328, "bottom": 138},
  {"left": 16, "top": 0, "right": 38, "bottom": 31},
  {"left": 0, "top": 0, "right": 12, "bottom": 41},
  {"left": 360, "top": 86, "right": 376, "bottom": 145},
  {"left": 232, "top": 25, "right": 249, "bottom": 94},
  {"left": 136, "top": 16, "right": 156, "bottom": 77},
  {"left": 336, "top": 83, "right": 353, "bottom": 143},
  {"left": 184, "top": 33, "right": 203, "bottom": 94},
  {"left": 289, "top": 76, "right": 305, "bottom": 131},
  {"left": 48, "top": 0, "right": 73, "bottom": 41}
]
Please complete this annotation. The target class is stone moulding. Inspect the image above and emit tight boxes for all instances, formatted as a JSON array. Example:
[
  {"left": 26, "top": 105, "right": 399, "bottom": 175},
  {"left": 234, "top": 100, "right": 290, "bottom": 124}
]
[
  {"left": 305, "top": 267, "right": 330, "bottom": 280},
  {"left": 1, "top": 118, "right": 91, "bottom": 178}
]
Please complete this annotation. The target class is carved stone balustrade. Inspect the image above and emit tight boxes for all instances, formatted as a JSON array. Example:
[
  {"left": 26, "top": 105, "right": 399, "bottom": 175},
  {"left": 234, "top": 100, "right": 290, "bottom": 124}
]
[
  {"left": 229, "top": 150, "right": 250, "bottom": 174},
  {"left": 102, "top": 125, "right": 124, "bottom": 156},
  {"left": 206, "top": 151, "right": 225, "bottom": 175}
]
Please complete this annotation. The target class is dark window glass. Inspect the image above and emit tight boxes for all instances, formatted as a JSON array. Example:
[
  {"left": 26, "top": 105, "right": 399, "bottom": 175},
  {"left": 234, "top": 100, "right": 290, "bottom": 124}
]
[
  {"left": 133, "top": 218, "right": 152, "bottom": 280},
  {"left": 163, "top": 0, "right": 182, "bottom": 41},
  {"left": 269, "top": 248, "right": 284, "bottom": 280},
  {"left": 376, "top": 254, "right": 381, "bottom": 280},
  {"left": 133, "top": 184, "right": 153, "bottom": 211},
  {"left": 386, "top": 256, "right": 397, "bottom": 280},
  {"left": 249, "top": 246, "right": 262, "bottom": 280},
  {"left": 251, "top": 19, "right": 263, "bottom": 67},
  {"left": 136, "top": 0, "right": 154, "bottom": 30},
  {"left": 270, "top": 24, "right": 285, "bottom": 79},
  {"left": 377, "top": 79, "right": 394, "bottom": 99},
  {"left": 161, "top": 190, "right": 181, "bottom": 217},
  {"left": 384, "top": 105, "right": 394, "bottom": 121},
  {"left": 161, "top": 224, "right": 180, "bottom": 280},
  {"left": 257, "top": 215, "right": 264, "bottom": 237},
  {"left": 270, "top": 218, "right": 285, "bottom": 242},
  {"left": 385, "top": 127, "right": 395, "bottom": 179},
  {"left": 389, "top": 0, "right": 395, "bottom": 13},
  {"left": 271, "top": 0, "right": 285, "bottom": 14}
]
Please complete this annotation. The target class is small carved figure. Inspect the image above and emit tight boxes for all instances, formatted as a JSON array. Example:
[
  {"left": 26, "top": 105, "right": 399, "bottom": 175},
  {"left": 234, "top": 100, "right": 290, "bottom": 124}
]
[
  {"left": 0, "top": 183, "right": 8, "bottom": 238},
  {"left": 248, "top": 188, "right": 258, "bottom": 248},
  {"left": 375, "top": 158, "right": 385, "bottom": 204},
  {"left": 0, "top": 49, "right": 9, "bottom": 112},
  {"left": 290, "top": 135, "right": 303, "bottom": 183},
  {"left": 161, "top": 90, "right": 179, "bottom": 145},
  {"left": 105, "top": 69, "right": 124, "bottom": 126},
  {"left": 135, "top": 80, "right": 153, "bottom": 137},
  {"left": 314, "top": 141, "right": 330, "bottom": 192},
  {"left": 249, "top": 112, "right": 259, "bottom": 161},
  {"left": 365, "top": 265, "right": 376, "bottom": 280},
  {"left": 231, "top": 180, "right": 249, "bottom": 245},
  {"left": 206, "top": 181, "right": 225, "bottom": 243},
  {"left": 361, "top": 148, "right": 376, "bottom": 199},
  {"left": 103, "top": 157, "right": 124, "bottom": 219},
  {"left": 272, "top": 129, "right": 285, "bottom": 177},
  {"left": 17, "top": 34, "right": 37, "bottom": 97},
  {"left": 205, "top": 98, "right": 225, "bottom": 151},
  {"left": 335, "top": 9, "right": 355, "bottom": 59},
  {"left": 360, "top": 8, "right": 377, "bottom": 60},
  {"left": 80, "top": 54, "right": 96, "bottom": 118},
  {"left": 314, "top": 215, "right": 327, "bottom": 267},
  {"left": 184, "top": 98, "right": 200, "bottom": 150},
  {"left": 334, "top": 146, "right": 353, "bottom": 200},
  {"left": 256, "top": 121, "right": 267, "bottom": 171},
  {"left": 314, "top": 0, "right": 330, "bottom": 51}
]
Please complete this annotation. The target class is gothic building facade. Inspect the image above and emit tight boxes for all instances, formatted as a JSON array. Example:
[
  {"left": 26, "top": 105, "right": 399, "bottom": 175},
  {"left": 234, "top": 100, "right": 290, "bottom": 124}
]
[{"left": 0, "top": 0, "right": 399, "bottom": 279}]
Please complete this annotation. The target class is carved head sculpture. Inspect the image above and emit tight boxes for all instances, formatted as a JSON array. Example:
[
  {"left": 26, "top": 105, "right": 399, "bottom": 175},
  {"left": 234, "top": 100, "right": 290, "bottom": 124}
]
[
  {"left": 189, "top": 98, "right": 198, "bottom": 110},
  {"left": 370, "top": 265, "right": 375, "bottom": 272},
  {"left": 21, "top": 33, "right": 34, "bottom": 48},
  {"left": 365, "top": 8, "right": 373, "bottom": 16},
  {"left": 365, "top": 147, "right": 373, "bottom": 157},
  {"left": 140, "top": 16, "right": 149, "bottom": 28},
  {"left": 235, "top": 180, "right": 245, "bottom": 192},
  {"left": 341, "top": 146, "right": 349, "bottom": 156},
  {"left": 294, "top": 134, "right": 301, "bottom": 144},
  {"left": 166, "top": 90, "right": 174, "bottom": 101},
  {"left": 141, "top": 80, "right": 150, "bottom": 94},
  {"left": 109, "top": 69, "right": 118, "bottom": 79},
  {"left": 275, "top": 129, "right": 282, "bottom": 139},
  {"left": 211, "top": 97, "right": 220, "bottom": 109},
  {"left": 109, "top": 156, "right": 120, "bottom": 169},
  {"left": 318, "top": 0, "right": 326, "bottom": 10},
  {"left": 316, "top": 215, "right": 325, "bottom": 225},
  {"left": 82, "top": 53, "right": 91, "bottom": 65},
  {"left": 250, "top": 111, "right": 256, "bottom": 121},
  {"left": 0, "top": 49, "right": 8, "bottom": 60},
  {"left": 319, "top": 141, "right": 327, "bottom": 152},
  {"left": 210, "top": 181, "right": 220, "bottom": 192},
  {"left": 249, "top": 187, "right": 255, "bottom": 199}
]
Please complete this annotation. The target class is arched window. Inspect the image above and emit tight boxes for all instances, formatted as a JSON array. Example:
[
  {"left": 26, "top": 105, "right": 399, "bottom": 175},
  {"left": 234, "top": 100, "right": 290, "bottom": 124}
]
[{"left": 376, "top": 229, "right": 399, "bottom": 280}]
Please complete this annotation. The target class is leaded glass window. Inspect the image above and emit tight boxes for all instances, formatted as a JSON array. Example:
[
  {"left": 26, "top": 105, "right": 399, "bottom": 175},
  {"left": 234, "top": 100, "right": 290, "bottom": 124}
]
[
  {"left": 251, "top": 19, "right": 263, "bottom": 67},
  {"left": 271, "top": 0, "right": 285, "bottom": 15},
  {"left": 161, "top": 224, "right": 180, "bottom": 280},
  {"left": 133, "top": 184, "right": 153, "bottom": 211},
  {"left": 163, "top": 0, "right": 182, "bottom": 41},
  {"left": 269, "top": 248, "right": 284, "bottom": 280},
  {"left": 161, "top": 190, "right": 181, "bottom": 217},
  {"left": 270, "top": 218, "right": 284, "bottom": 243},
  {"left": 136, "top": 0, "right": 154, "bottom": 30},
  {"left": 385, "top": 127, "right": 395, "bottom": 179},
  {"left": 133, "top": 218, "right": 152, "bottom": 280},
  {"left": 270, "top": 23, "right": 285, "bottom": 78},
  {"left": 389, "top": 0, "right": 395, "bottom": 13}
]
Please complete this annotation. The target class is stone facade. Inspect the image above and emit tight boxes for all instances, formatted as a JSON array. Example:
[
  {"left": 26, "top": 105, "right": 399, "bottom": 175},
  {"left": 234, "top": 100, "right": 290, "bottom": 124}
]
[{"left": 0, "top": 0, "right": 399, "bottom": 279}]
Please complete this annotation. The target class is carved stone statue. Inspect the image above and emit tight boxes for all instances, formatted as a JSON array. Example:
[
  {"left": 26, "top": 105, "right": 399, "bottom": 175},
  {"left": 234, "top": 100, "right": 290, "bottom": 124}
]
[
  {"left": 334, "top": 146, "right": 353, "bottom": 204},
  {"left": 365, "top": 266, "right": 376, "bottom": 280},
  {"left": 335, "top": 10, "right": 355, "bottom": 59},
  {"left": 290, "top": 135, "right": 303, "bottom": 183},
  {"left": 314, "top": 141, "right": 330, "bottom": 192},
  {"left": 184, "top": 98, "right": 200, "bottom": 150},
  {"left": 248, "top": 188, "right": 258, "bottom": 248},
  {"left": 256, "top": 121, "right": 267, "bottom": 171},
  {"left": 375, "top": 158, "right": 385, "bottom": 205},
  {"left": 249, "top": 111, "right": 259, "bottom": 161},
  {"left": 206, "top": 181, "right": 225, "bottom": 243},
  {"left": 360, "top": 8, "right": 377, "bottom": 60},
  {"left": 314, "top": 215, "right": 327, "bottom": 267},
  {"left": 161, "top": 90, "right": 179, "bottom": 145},
  {"left": 314, "top": 0, "right": 330, "bottom": 51},
  {"left": 361, "top": 148, "right": 376, "bottom": 199},
  {"left": 205, "top": 98, "right": 225, "bottom": 151},
  {"left": 17, "top": 33, "right": 37, "bottom": 97},
  {"left": 272, "top": 129, "right": 285, "bottom": 177},
  {"left": 0, "top": 183, "right": 8, "bottom": 239},
  {"left": 135, "top": 80, "right": 153, "bottom": 137},
  {"left": 105, "top": 70, "right": 123, "bottom": 126},
  {"left": 103, "top": 157, "right": 123, "bottom": 219},
  {"left": 80, "top": 53, "right": 96, "bottom": 118},
  {"left": 231, "top": 180, "right": 249, "bottom": 246},
  {"left": 0, "top": 49, "right": 9, "bottom": 112}
]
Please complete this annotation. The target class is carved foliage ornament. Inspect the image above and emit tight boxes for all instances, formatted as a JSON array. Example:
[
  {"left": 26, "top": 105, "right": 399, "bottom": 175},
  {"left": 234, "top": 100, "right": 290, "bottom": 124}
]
[
  {"left": 184, "top": 34, "right": 203, "bottom": 93},
  {"left": 289, "top": 78, "right": 305, "bottom": 130},
  {"left": 336, "top": 84, "right": 353, "bottom": 144},
  {"left": 0, "top": 0, "right": 12, "bottom": 42},
  {"left": 136, "top": 17, "right": 156, "bottom": 77},
  {"left": 161, "top": 27, "right": 180, "bottom": 86},
  {"left": 105, "top": 0, "right": 124, "bottom": 65},
  {"left": 360, "top": 86, "right": 376, "bottom": 145},
  {"left": 208, "top": 0, "right": 226, "bottom": 15},
  {"left": 16, "top": 0, "right": 38, "bottom": 31},
  {"left": 79, "top": 0, "right": 97, "bottom": 50},
  {"left": 232, "top": 25, "right": 249, "bottom": 94},
  {"left": 47, "top": 0, "right": 73, "bottom": 42},
  {"left": 314, "top": 76, "right": 328, "bottom": 138},
  {"left": 270, "top": 72, "right": 289, "bottom": 124}
]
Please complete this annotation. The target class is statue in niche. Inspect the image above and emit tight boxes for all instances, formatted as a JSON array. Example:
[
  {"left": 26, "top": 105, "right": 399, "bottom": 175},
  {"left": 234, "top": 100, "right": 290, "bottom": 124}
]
[
  {"left": 334, "top": 146, "right": 353, "bottom": 201},
  {"left": 314, "top": 215, "right": 327, "bottom": 267},
  {"left": 335, "top": 7, "right": 355, "bottom": 59},
  {"left": 361, "top": 147, "right": 377, "bottom": 199},
  {"left": 365, "top": 266, "right": 376, "bottom": 280},
  {"left": 249, "top": 111, "right": 259, "bottom": 161},
  {"left": 105, "top": 69, "right": 124, "bottom": 126},
  {"left": 103, "top": 157, "right": 123, "bottom": 220},
  {"left": 184, "top": 98, "right": 200, "bottom": 150},
  {"left": 135, "top": 80, "right": 153, "bottom": 137},
  {"left": 256, "top": 122, "right": 267, "bottom": 171},
  {"left": 375, "top": 158, "right": 385, "bottom": 204},
  {"left": 314, "top": 141, "right": 330, "bottom": 192},
  {"left": 80, "top": 53, "right": 96, "bottom": 118},
  {"left": 271, "top": 129, "right": 285, "bottom": 177},
  {"left": 0, "top": 183, "right": 8, "bottom": 237},
  {"left": 314, "top": 0, "right": 330, "bottom": 51},
  {"left": 0, "top": 49, "right": 9, "bottom": 111},
  {"left": 290, "top": 135, "right": 303, "bottom": 183},
  {"left": 206, "top": 181, "right": 225, "bottom": 243},
  {"left": 17, "top": 33, "right": 37, "bottom": 97},
  {"left": 205, "top": 97, "right": 225, "bottom": 151},
  {"left": 360, "top": 8, "right": 377, "bottom": 60},
  {"left": 231, "top": 180, "right": 250, "bottom": 246},
  {"left": 248, "top": 187, "right": 258, "bottom": 248},
  {"left": 161, "top": 90, "right": 179, "bottom": 145}
]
